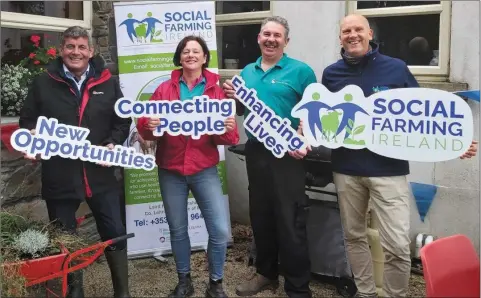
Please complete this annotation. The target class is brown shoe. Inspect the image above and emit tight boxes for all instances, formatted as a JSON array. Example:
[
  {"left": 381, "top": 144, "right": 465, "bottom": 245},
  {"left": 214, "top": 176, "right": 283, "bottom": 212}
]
[{"left": 235, "top": 273, "right": 279, "bottom": 296}]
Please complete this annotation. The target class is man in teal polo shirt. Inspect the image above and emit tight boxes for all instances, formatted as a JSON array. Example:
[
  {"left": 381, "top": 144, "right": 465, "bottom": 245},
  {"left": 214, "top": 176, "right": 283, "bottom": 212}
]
[
  {"left": 223, "top": 16, "right": 317, "bottom": 298},
  {"left": 235, "top": 54, "right": 312, "bottom": 139}
]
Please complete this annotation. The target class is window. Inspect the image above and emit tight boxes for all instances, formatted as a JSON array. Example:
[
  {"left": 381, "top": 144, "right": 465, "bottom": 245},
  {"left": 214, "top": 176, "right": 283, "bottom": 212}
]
[
  {"left": 347, "top": 1, "right": 451, "bottom": 80},
  {"left": 0, "top": 2, "right": 93, "bottom": 118},
  {"left": 1, "top": 1, "right": 92, "bottom": 32},
  {"left": 1, "top": 1, "right": 84, "bottom": 19},
  {"left": 1, "top": 28, "right": 62, "bottom": 65},
  {"left": 215, "top": 1, "right": 271, "bottom": 78},
  {"left": 1, "top": 1, "right": 92, "bottom": 67}
]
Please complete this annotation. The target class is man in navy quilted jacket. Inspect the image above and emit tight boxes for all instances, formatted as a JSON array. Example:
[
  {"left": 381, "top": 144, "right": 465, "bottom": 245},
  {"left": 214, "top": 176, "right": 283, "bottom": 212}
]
[{"left": 321, "top": 14, "right": 478, "bottom": 298}]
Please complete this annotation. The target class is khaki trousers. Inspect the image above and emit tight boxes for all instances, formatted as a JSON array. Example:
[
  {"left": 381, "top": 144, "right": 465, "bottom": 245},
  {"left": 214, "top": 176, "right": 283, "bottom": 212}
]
[{"left": 333, "top": 173, "right": 411, "bottom": 297}]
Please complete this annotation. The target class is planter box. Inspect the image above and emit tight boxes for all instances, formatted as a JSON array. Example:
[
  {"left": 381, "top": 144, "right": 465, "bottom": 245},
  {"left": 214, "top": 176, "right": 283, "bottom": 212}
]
[{"left": 0, "top": 121, "right": 20, "bottom": 152}]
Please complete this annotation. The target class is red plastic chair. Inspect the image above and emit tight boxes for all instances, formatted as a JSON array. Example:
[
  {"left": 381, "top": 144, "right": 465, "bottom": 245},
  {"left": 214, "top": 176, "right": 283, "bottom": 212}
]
[{"left": 420, "top": 234, "right": 480, "bottom": 297}]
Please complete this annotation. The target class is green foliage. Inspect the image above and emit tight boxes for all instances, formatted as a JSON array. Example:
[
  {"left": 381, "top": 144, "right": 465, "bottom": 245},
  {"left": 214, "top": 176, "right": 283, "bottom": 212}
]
[
  {"left": 353, "top": 125, "right": 365, "bottom": 135},
  {"left": 13, "top": 229, "right": 49, "bottom": 258}
]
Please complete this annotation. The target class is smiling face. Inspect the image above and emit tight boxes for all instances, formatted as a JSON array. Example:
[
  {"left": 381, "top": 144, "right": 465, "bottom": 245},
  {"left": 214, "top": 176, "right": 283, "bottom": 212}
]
[
  {"left": 258, "top": 21, "right": 289, "bottom": 60},
  {"left": 180, "top": 40, "right": 207, "bottom": 72},
  {"left": 60, "top": 37, "right": 93, "bottom": 74},
  {"left": 340, "top": 14, "right": 373, "bottom": 58}
]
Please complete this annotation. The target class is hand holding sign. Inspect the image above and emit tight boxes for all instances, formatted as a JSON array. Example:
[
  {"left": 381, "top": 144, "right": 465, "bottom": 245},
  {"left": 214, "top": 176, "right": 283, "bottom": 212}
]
[
  {"left": 224, "top": 116, "right": 236, "bottom": 132},
  {"left": 222, "top": 79, "right": 236, "bottom": 99},
  {"left": 96, "top": 143, "right": 114, "bottom": 167},
  {"left": 146, "top": 118, "right": 161, "bottom": 131},
  {"left": 460, "top": 140, "right": 478, "bottom": 159},
  {"left": 288, "top": 144, "right": 312, "bottom": 160},
  {"left": 22, "top": 129, "right": 41, "bottom": 161},
  {"left": 288, "top": 120, "right": 311, "bottom": 159},
  {"left": 296, "top": 119, "right": 305, "bottom": 135}
]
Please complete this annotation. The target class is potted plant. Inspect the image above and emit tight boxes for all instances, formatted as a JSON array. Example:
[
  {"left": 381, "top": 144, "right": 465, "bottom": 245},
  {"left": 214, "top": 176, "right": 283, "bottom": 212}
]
[{"left": 1, "top": 34, "right": 58, "bottom": 117}]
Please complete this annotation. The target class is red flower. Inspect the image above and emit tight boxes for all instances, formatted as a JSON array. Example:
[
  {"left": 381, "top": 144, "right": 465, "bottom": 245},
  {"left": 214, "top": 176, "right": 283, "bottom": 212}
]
[
  {"left": 46, "top": 48, "right": 57, "bottom": 57},
  {"left": 29, "top": 53, "right": 36, "bottom": 59},
  {"left": 30, "top": 35, "right": 40, "bottom": 47},
  {"left": 30, "top": 35, "right": 41, "bottom": 43},
  {"left": 33, "top": 60, "right": 40, "bottom": 65}
]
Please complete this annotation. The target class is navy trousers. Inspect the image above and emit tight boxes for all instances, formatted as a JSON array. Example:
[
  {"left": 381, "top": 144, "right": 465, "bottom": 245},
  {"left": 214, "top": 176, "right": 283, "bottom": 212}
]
[
  {"left": 245, "top": 140, "right": 312, "bottom": 298},
  {"left": 45, "top": 188, "right": 127, "bottom": 250}
]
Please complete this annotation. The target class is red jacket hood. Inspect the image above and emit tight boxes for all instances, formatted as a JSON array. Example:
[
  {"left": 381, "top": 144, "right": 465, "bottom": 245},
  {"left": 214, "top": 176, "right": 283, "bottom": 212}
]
[{"left": 169, "top": 68, "right": 220, "bottom": 88}]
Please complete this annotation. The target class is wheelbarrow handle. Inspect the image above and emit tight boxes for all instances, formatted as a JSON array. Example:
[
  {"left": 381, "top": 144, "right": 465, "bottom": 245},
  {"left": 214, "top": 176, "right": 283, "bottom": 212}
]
[{"left": 109, "top": 233, "right": 135, "bottom": 245}]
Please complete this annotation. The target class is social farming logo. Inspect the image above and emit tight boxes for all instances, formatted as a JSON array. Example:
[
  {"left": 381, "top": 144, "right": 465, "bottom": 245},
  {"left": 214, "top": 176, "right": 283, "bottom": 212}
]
[
  {"left": 118, "top": 12, "right": 164, "bottom": 44},
  {"left": 118, "top": 9, "right": 214, "bottom": 45},
  {"left": 292, "top": 84, "right": 474, "bottom": 162}
]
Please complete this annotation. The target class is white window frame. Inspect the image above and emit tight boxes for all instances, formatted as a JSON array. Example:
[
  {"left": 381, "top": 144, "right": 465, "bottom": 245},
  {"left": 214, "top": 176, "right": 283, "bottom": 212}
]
[
  {"left": 216, "top": 3, "right": 272, "bottom": 79},
  {"left": 346, "top": 1, "right": 451, "bottom": 81},
  {"left": 1, "top": 1, "right": 92, "bottom": 32}
]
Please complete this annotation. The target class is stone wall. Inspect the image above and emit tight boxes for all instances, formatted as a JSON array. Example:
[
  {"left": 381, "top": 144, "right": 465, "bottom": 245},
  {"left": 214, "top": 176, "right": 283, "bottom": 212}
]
[
  {"left": 1, "top": 142, "right": 101, "bottom": 242},
  {"left": 91, "top": 1, "right": 118, "bottom": 75},
  {"left": 1, "top": 145, "right": 45, "bottom": 221}
]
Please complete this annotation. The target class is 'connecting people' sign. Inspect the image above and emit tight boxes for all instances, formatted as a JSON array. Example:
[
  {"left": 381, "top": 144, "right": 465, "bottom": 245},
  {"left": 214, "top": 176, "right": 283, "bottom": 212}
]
[{"left": 115, "top": 96, "right": 236, "bottom": 139}]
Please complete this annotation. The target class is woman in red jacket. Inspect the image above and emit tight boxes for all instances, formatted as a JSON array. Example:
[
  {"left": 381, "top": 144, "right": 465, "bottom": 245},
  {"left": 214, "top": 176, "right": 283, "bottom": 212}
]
[{"left": 137, "top": 35, "right": 239, "bottom": 298}]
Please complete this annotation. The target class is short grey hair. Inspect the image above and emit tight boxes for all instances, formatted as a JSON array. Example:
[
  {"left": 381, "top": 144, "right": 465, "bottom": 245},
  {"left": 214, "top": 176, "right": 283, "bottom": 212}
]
[
  {"left": 260, "top": 16, "right": 290, "bottom": 40},
  {"left": 62, "top": 26, "right": 93, "bottom": 47}
]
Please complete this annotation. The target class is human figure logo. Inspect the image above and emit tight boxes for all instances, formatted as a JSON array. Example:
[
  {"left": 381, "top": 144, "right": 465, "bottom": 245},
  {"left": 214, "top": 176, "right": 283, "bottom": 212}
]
[{"left": 118, "top": 12, "right": 164, "bottom": 44}]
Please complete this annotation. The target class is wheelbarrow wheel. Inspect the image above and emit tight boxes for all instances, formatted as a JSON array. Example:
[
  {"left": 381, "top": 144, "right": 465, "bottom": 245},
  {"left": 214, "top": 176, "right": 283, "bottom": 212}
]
[{"left": 66, "top": 271, "right": 84, "bottom": 298}]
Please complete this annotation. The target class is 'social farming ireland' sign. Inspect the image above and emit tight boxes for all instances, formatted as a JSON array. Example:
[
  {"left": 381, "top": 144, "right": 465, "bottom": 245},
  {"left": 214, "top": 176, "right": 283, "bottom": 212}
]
[
  {"left": 10, "top": 116, "right": 156, "bottom": 170},
  {"left": 115, "top": 96, "right": 236, "bottom": 139},
  {"left": 231, "top": 75, "right": 308, "bottom": 158},
  {"left": 292, "top": 84, "right": 473, "bottom": 162}
]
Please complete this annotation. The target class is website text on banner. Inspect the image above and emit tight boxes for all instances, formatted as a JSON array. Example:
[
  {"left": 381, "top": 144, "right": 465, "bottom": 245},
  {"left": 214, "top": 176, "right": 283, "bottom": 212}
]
[{"left": 113, "top": 0, "right": 232, "bottom": 259}]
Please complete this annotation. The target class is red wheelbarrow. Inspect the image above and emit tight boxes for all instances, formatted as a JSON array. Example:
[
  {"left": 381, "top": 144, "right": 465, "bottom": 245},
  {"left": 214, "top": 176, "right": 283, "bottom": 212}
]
[{"left": 2, "top": 221, "right": 134, "bottom": 297}]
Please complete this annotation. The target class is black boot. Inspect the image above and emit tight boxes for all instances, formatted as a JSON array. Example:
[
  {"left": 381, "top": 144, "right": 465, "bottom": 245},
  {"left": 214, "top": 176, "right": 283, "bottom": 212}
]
[
  {"left": 66, "top": 271, "right": 84, "bottom": 298},
  {"left": 206, "top": 279, "right": 227, "bottom": 298},
  {"left": 104, "top": 248, "right": 131, "bottom": 298},
  {"left": 168, "top": 273, "right": 194, "bottom": 298}
]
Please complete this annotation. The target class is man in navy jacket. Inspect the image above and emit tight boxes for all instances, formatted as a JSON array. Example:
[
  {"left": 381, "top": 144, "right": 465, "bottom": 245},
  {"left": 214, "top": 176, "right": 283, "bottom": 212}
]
[{"left": 321, "top": 14, "right": 477, "bottom": 297}]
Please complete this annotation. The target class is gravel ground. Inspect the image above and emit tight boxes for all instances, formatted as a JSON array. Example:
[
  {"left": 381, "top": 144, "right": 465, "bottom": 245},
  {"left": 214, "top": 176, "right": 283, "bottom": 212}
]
[
  {"left": 28, "top": 223, "right": 425, "bottom": 297},
  {"left": 79, "top": 223, "right": 426, "bottom": 297}
]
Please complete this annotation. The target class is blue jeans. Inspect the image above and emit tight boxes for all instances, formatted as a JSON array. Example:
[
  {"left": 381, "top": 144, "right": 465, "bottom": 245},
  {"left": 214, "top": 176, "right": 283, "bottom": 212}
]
[{"left": 158, "top": 166, "right": 229, "bottom": 280}]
